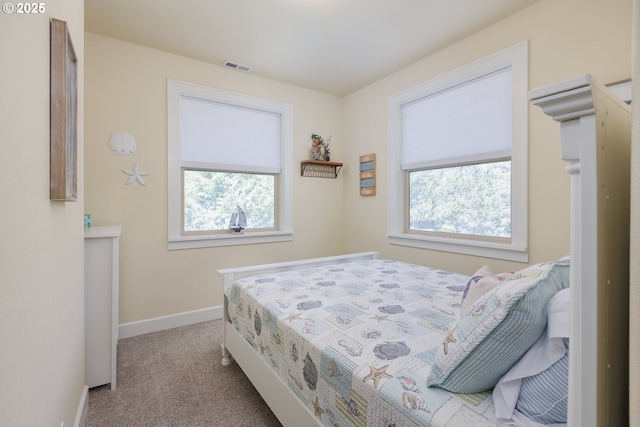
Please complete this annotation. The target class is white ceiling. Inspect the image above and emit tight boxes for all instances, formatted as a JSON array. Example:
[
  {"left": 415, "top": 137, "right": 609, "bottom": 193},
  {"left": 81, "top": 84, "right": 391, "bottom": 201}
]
[{"left": 84, "top": 0, "right": 540, "bottom": 97}]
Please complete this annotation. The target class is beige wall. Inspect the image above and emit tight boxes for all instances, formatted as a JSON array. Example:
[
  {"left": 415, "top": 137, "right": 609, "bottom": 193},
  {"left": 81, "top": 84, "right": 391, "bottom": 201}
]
[
  {"left": 343, "top": 0, "right": 633, "bottom": 275},
  {"left": 85, "top": 0, "right": 632, "bottom": 325},
  {"left": 0, "top": 1, "right": 86, "bottom": 426},
  {"left": 84, "top": 33, "right": 346, "bottom": 324},
  {"left": 0, "top": 1, "right": 631, "bottom": 424}
]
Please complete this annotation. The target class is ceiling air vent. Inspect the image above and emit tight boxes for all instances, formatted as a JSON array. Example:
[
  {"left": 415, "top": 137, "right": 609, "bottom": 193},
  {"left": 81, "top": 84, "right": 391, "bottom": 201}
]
[{"left": 223, "top": 60, "right": 251, "bottom": 72}]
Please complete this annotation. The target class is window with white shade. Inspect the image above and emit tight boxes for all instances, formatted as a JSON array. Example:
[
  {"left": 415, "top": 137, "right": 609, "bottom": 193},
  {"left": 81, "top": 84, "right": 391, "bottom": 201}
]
[
  {"left": 388, "top": 42, "right": 528, "bottom": 261},
  {"left": 167, "top": 80, "right": 293, "bottom": 249}
]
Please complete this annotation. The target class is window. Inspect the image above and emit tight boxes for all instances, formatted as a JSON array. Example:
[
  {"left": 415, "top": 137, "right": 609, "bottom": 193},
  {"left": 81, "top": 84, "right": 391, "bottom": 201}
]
[
  {"left": 167, "top": 80, "right": 293, "bottom": 249},
  {"left": 388, "top": 42, "right": 528, "bottom": 261},
  {"left": 183, "top": 171, "right": 276, "bottom": 232}
]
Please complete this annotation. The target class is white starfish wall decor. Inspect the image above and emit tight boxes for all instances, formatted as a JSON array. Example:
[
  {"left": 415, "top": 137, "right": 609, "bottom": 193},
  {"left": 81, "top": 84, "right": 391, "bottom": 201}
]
[{"left": 122, "top": 163, "right": 149, "bottom": 186}]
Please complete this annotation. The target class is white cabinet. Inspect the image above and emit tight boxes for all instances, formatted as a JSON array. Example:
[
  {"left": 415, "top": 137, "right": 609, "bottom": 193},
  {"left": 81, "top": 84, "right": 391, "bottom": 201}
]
[{"left": 84, "top": 226, "right": 121, "bottom": 390}]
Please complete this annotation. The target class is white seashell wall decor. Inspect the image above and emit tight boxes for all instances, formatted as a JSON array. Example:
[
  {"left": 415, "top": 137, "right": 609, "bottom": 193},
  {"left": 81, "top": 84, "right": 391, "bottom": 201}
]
[{"left": 108, "top": 132, "right": 137, "bottom": 156}]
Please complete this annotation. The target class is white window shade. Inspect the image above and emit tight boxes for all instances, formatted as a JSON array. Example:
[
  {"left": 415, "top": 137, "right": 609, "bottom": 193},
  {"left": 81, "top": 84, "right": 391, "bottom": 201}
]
[
  {"left": 401, "top": 67, "right": 512, "bottom": 170},
  {"left": 179, "top": 96, "right": 282, "bottom": 173}
]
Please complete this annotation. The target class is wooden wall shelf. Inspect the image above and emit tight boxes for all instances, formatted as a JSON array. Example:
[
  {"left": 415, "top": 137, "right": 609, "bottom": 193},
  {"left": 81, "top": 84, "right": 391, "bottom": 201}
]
[{"left": 300, "top": 160, "right": 343, "bottom": 179}]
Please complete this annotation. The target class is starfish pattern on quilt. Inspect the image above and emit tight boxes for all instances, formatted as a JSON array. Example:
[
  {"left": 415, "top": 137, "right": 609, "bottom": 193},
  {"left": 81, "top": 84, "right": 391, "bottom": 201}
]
[
  {"left": 363, "top": 364, "right": 393, "bottom": 388},
  {"left": 312, "top": 396, "right": 324, "bottom": 418},
  {"left": 284, "top": 313, "right": 302, "bottom": 323}
]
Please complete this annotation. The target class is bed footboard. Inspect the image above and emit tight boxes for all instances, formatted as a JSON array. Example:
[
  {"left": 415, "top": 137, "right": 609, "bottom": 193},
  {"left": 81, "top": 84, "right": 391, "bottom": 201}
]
[{"left": 217, "top": 251, "right": 379, "bottom": 286}]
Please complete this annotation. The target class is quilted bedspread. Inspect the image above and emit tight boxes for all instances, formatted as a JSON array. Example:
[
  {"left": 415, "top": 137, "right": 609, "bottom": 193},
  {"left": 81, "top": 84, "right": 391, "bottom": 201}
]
[{"left": 225, "top": 259, "right": 499, "bottom": 427}]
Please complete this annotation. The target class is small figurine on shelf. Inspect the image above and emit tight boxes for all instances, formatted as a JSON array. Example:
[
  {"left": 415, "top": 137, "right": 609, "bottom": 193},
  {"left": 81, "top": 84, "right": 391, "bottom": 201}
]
[{"left": 311, "top": 134, "right": 331, "bottom": 161}]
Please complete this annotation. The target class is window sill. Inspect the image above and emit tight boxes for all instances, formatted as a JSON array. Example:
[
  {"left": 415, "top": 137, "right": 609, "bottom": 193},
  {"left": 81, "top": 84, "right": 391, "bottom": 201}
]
[
  {"left": 168, "top": 230, "right": 293, "bottom": 250},
  {"left": 388, "top": 232, "right": 528, "bottom": 262}
]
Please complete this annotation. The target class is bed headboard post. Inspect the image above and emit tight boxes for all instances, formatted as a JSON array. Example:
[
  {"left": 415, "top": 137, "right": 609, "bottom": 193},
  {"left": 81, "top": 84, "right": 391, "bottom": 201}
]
[{"left": 530, "top": 74, "right": 631, "bottom": 427}]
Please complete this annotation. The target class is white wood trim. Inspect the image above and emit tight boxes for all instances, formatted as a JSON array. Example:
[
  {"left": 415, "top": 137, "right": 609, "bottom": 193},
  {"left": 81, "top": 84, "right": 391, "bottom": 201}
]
[
  {"left": 387, "top": 233, "right": 528, "bottom": 262},
  {"left": 168, "top": 230, "right": 293, "bottom": 250},
  {"left": 110, "top": 235, "right": 119, "bottom": 390},
  {"left": 74, "top": 385, "right": 88, "bottom": 427},
  {"left": 118, "top": 306, "right": 223, "bottom": 339},
  {"left": 531, "top": 73, "right": 631, "bottom": 427}
]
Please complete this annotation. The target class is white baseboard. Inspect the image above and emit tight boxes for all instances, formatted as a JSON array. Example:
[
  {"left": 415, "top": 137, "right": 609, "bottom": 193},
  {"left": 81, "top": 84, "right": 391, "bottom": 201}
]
[
  {"left": 118, "top": 306, "right": 223, "bottom": 339},
  {"left": 75, "top": 385, "right": 88, "bottom": 427}
]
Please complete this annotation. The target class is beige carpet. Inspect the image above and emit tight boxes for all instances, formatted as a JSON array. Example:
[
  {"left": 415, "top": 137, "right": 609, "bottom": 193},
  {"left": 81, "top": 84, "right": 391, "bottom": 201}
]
[{"left": 85, "top": 320, "right": 282, "bottom": 427}]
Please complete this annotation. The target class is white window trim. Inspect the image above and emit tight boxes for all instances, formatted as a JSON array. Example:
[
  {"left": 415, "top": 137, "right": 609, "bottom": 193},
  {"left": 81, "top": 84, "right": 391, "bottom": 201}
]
[
  {"left": 167, "top": 79, "right": 293, "bottom": 250},
  {"left": 387, "top": 41, "right": 528, "bottom": 262}
]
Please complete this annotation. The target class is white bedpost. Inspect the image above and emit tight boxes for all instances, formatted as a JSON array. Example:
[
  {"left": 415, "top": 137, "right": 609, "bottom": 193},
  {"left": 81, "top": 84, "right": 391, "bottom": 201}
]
[{"left": 530, "top": 75, "right": 631, "bottom": 427}]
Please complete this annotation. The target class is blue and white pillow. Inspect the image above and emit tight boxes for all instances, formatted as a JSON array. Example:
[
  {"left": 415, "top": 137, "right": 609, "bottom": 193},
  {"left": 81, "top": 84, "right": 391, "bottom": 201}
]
[
  {"left": 516, "top": 338, "right": 569, "bottom": 424},
  {"left": 494, "top": 287, "right": 571, "bottom": 425},
  {"left": 427, "top": 259, "right": 570, "bottom": 393}
]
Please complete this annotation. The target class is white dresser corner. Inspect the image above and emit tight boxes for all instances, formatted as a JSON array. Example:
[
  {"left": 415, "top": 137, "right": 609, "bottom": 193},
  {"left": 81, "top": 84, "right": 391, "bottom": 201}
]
[{"left": 84, "top": 225, "right": 121, "bottom": 390}]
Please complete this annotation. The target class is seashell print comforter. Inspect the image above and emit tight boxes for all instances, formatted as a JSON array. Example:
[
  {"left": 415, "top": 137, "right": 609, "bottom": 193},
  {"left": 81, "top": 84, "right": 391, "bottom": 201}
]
[{"left": 225, "top": 259, "right": 499, "bottom": 427}]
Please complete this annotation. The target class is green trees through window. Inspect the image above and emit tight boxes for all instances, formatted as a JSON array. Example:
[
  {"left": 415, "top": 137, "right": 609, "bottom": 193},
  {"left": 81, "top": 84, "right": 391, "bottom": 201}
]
[
  {"left": 183, "top": 170, "right": 275, "bottom": 232},
  {"left": 408, "top": 161, "right": 511, "bottom": 238}
]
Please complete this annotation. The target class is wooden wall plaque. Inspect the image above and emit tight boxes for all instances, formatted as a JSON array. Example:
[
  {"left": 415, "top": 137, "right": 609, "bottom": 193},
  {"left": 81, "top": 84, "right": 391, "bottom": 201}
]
[{"left": 359, "top": 153, "right": 375, "bottom": 196}]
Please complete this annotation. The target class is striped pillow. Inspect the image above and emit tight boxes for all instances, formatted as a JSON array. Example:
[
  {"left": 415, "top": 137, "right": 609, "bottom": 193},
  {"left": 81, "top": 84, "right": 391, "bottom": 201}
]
[
  {"left": 427, "top": 259, "right": 570, "bottom": 393},
  {"left": 516, "top": 338, "right": 569, "bottom": 424}
]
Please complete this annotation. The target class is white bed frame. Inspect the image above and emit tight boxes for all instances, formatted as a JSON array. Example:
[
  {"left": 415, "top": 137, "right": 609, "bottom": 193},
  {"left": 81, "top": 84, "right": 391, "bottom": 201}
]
[
  {"left": 218, "top": 75, "right": 631, "bottom": 427},
  {"left": 530, "top": 74, "right": 630, "bottom": 427}
]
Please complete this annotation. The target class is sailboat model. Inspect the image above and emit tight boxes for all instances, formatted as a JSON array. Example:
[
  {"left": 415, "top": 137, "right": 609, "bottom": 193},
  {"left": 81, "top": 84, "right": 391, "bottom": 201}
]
[{"left": 228, "top": 205, "right": 247, "bottom": 234}]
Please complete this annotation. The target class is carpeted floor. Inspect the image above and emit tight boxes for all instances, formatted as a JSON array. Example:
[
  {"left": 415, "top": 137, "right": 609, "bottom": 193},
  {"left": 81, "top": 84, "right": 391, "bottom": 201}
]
[{"left": 85, "top": 320, "right": 282, "bottom": 427}]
